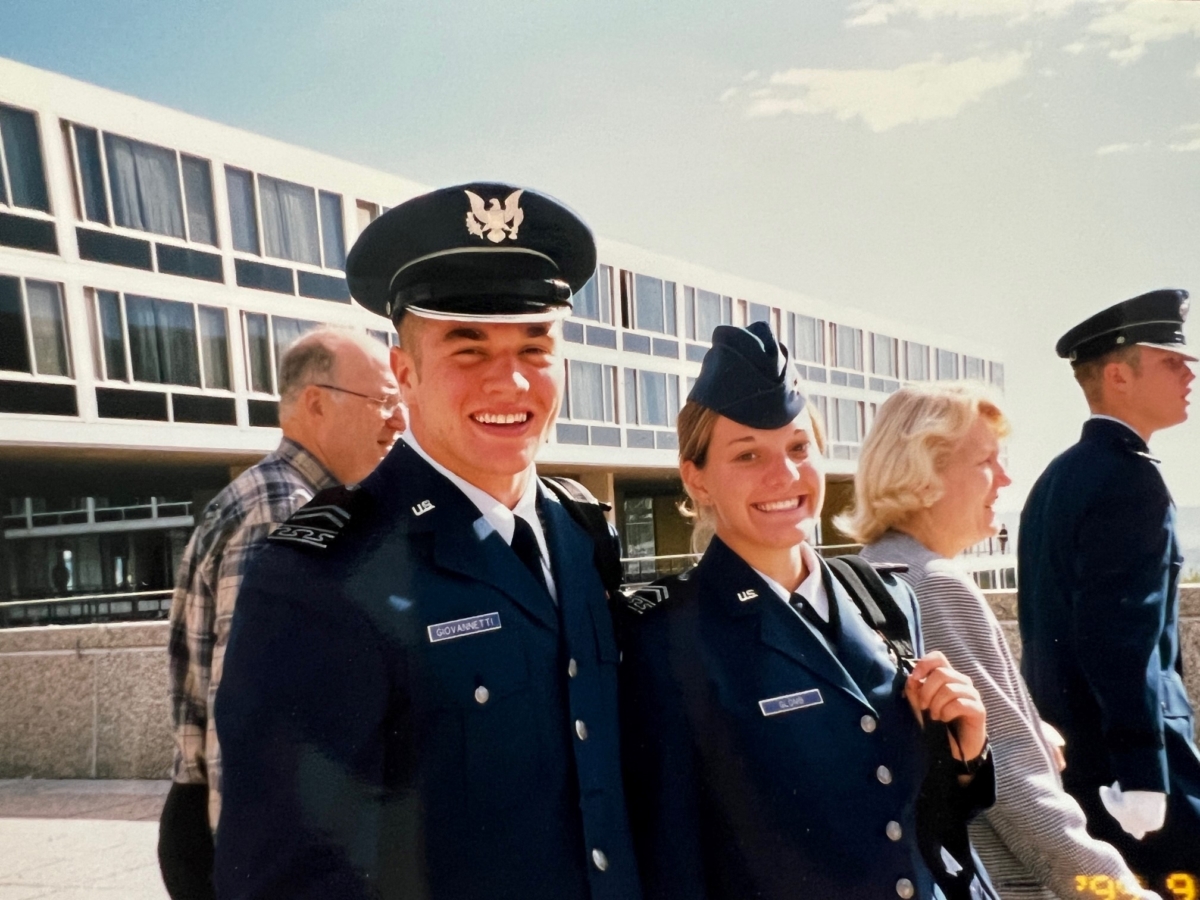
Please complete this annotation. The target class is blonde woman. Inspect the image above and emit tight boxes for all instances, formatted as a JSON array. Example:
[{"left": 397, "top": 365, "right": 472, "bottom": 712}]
[{"left": 845, "top": 383, "right": 1156, "bottom": 900}]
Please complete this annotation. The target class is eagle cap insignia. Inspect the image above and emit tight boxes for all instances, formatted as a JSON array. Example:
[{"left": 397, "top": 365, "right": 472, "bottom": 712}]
[{"left": 465, "top": 189, "right": 524, "bottom": 243}]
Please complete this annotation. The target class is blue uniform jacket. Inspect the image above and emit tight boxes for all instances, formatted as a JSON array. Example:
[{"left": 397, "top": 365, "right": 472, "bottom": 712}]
[
  {"left": 618, "top": 537, "right": 987, "bottom": 900},
  {"left": 1018, "top": 417, "right": 1200, "bottom": 877},
  {"left": 213, "top": 441, "right": 640, "bottom": 900}
]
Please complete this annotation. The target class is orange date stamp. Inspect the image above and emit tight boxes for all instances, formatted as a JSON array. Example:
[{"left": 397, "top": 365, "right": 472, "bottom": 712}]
[{"left": 1075, "top": 872, "right": 1197, "bottom": 900}]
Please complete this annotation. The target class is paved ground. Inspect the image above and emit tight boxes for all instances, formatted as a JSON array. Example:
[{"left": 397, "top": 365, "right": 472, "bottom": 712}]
[{"left": 0, "top": 779, "right": 169, "bottom": 899}]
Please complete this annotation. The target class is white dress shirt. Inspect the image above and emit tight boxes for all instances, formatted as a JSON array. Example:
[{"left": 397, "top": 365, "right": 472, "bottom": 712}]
[
  {"left": 402, "top": 433, "right": 556, "bottom": 599},
  {"left": 751, "top": 542, "right": 830, "bottom": 622}
]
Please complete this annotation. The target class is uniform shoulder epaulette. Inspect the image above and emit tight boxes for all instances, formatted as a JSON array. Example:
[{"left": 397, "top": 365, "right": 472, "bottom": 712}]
[
  {"left": 269, "top": 484, "right": 370, "bottom": 551},
  {"left": 619, "top": 571, "right": 696, "bottom": 618}
]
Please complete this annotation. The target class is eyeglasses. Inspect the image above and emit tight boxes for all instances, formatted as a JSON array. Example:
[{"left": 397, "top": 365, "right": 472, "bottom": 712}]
[{"left": 313, "top": 384, "right": 403, "bottom": 417}]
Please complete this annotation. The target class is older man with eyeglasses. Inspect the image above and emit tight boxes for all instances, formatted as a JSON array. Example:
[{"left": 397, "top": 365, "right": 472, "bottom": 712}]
[{"left": 159, "top": 326, "right": 406, "bottom": 900}]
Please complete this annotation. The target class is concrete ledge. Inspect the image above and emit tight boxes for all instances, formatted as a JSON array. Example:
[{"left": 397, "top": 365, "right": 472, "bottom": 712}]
[
  {"left": 0, "top": 622, "right": 171, "bottom": 779},
  {"left": 1, "top": 591, "right": 1197, "bottom": 779}
]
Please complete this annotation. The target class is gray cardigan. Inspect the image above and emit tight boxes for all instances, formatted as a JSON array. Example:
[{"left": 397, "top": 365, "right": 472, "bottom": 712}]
[{"left": 862, "top": 531, "right": 1153, "bottom": 900}]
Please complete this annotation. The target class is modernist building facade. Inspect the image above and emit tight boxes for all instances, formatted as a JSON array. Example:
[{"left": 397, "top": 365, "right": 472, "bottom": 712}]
[{"left": 0, "top": 57, "right": 1005, "bottom": 618}]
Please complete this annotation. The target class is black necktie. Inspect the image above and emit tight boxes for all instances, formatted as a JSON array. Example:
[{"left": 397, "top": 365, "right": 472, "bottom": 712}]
[
  {"left": 790, "top": 592, "right": 837, "bottom": 643},
  {"left": 511, "top": 516, "right": 549, "bottom": 596}
]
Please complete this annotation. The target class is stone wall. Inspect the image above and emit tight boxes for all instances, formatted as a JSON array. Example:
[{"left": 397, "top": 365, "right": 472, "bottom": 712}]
[
  {"left": 0, "top": 622, "right": 171, "bottom": 779},
  {"left": 1, "top": 588, "right": 1197, "bottom": 778}
]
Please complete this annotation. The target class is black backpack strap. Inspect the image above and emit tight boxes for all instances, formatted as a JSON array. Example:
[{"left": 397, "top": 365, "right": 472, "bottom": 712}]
[
  {"left": 829, "top": 554, "right": 999, "bottom": 900},
  {"left": 826, "top": 555, "right": 916, "bottom": 664},
  {"left": 540, "top": 476, "right": 624, "bottom": 597}
]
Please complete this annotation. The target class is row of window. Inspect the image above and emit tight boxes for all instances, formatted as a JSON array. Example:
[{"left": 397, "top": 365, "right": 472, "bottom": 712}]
[
  {"left": 0, "top": 273, "right": 368, "bottom": 401},
  {"left": 1, "top": 101, "right": 378, "bottom": 274},
  {"left": 568, "top": 265, "right": 1002, "bottom": 389}
]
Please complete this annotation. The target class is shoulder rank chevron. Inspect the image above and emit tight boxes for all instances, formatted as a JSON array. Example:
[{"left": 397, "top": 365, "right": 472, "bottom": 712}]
[
  {"left": 622, "top": 584, "right": 672, "bottom": 616},
  {"left": 269, "top": 484, "right": 365, "bottom": 550}
]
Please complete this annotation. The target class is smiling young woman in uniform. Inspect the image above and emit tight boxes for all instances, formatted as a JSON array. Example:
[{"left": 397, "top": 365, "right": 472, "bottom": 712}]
[{"left": 618, "top": 322, "right": 994, "bottom": 900}]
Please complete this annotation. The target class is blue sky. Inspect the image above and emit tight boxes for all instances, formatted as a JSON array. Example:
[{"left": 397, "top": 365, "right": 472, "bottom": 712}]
[{"left": 4, "top": 0, "right": 1199, "bottom": 507}]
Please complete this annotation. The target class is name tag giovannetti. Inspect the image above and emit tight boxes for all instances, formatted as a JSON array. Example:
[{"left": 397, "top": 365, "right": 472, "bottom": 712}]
[{"left": 427, "top": 613, "right": 502, "bottom": 643}]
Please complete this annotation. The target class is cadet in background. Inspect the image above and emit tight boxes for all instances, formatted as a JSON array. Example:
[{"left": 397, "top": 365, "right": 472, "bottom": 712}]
[
  {"left": 213, "top": 183, "right": 640, "bottom": 900},
  {"left": 1019, "top": 289, "right": 1200, "bottom": 892}
]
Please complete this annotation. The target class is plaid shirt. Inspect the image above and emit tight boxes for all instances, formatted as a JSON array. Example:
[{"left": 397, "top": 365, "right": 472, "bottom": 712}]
[{"left": 167, "top": 437, "right": 337, "bottom": 827}]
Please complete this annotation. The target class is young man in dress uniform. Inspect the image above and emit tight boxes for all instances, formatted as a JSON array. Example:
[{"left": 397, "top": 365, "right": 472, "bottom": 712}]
[
  {"left": 1019, "top": 289, "right": 1200, "bottom": 891},
  {"left": 212, "top": 183, "right": 640, "bottom": 900}
]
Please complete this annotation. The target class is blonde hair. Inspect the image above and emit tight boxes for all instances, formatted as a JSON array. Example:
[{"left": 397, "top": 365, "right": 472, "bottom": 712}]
[
  {"left": 676, "top": 393, "right": 826, "bottom": 554},
  {"left": 839, "top": 382, "right": 1010, "bottom": 545}
]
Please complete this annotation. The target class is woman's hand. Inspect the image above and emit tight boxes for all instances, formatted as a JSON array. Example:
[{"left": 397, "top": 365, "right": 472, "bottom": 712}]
[{"left": 904, "top": 651, "right": 988, "bottom": 763}]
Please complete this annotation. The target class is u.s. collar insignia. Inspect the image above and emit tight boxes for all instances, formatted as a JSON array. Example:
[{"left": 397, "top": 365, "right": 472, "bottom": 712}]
[
  {"left": 737, "top": 589, "right": 758, "bottom": 603},
  {"left": 465, "top": 189, "right": 524, "bottom": 243},
  {"left": 412, "top": 500, "right": 435, "bottom": 516}
]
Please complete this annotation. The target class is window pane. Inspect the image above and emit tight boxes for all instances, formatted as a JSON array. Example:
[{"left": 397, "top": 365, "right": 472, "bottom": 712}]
[
  {"left": 634, "top": 274, "right": 665, "bottom": 334},
  {"left": 937, "top": 349, "right": 958, "bottom": 380},
  {"left": 990, "top": 362, "right": 1005, "bottom": 390},
  {"left": 793, "top": 315, "right": 823, "bottom": 364},
  {"left": 25, "top": 280, "right": 69, "bottom": 376},
  {"left": 74, "top": 127, "right": 108, "bottom": 224},
  {"left": 695, "top": 289, "right": 723, "bottom": 343},
  {"left": 271, "top": 316, "right": 319, "bottom": 376},
  {"left": 0, "top": 105, "right": 50, "bottom": 212},
  {"left": 624, "top": 496, "right": 656, "bottom": 558},
  {"left": 663, "top": 282, "right": 677, "bottom": 335},
  {"left": 569, "top": 360, "right": 612, "bottom": 422},
  {"left": 667, "top": 374, "right": 680, "bottom": 426},
  {"left": 181, "top": 155, "right": 216, "bottom": 246},
  {"left": 573, "top": 272, "right": 600, "bottom": 321},
  {"left": 638, "top": 370, "right": 668, "bottom": 426},
  {"left": 198, "top": 306, "right": 230, "bottom": 390},
  {"left": 0, "top": 275, "right": 31, "bottom": 373},
  {"left": 97, "top": 290, "right": 127, "bottom": 381},
  {"left": 259, "top": 175, "right": 320, "bottom": 265},
  {"left": 836, "top": 399, "right": 861, "bottom": 443},
  {"left": 964, "top": 355, "right": 985, "bottom": 381},
  {"left": 834, "top": 325, "right": 862, "bottom": 370},
  {"left": 905, "top": 342, "right": 928, "bottom": 380},
  {"left": 748, "top": 303, "right": 770, "bottom": 325},
  {"left": 597, "top": 266, "right": 613, "bottom": 325},
  {"left": 872, "top": 334, "right": 897, "bottom": 377},
  {"left": 225, "top": 167, "right": 259, "bottom": 253},
  {"left": 318, "top": 191, "right": 346, "bottom": 269},
  {"left": 684, "top": 287, "right": 696, "bottom": 339},
  {"left": 104, "top": 134, "right": 185, "bottom": 238},
  {"left": 624, "top": 368, "right": 637, "bottom": 424},
  {"left": 125, "top": 295, "right": 200, "bottom": 386},
  {"left": 244, "top": 312, "right": 271, "bottom": 392}
]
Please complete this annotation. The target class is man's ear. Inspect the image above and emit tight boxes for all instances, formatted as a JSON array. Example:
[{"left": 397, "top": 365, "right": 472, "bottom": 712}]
[
  {"left": 681, "top": 459, "right": 711, "bottom": 508},
  {"left": 300, "top": 384, "right": 325, "bottom": 419},
  {"left": 1102, "top": 359, "right": 1135, "bottom": 397},
  {"left": 393, "top": 345, "right": 419, "bottom": 401}
]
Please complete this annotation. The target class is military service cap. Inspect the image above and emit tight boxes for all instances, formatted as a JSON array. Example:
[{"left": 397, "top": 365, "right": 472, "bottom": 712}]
[
  {"left": 1056, "top": 288, "right": 1195, "bottom": 365},
  {"left": 345, "top": 182, "right": 596, "bottom": 323},
  {"left": 688, "top": 321, "right": 806, "bottom": 429}
]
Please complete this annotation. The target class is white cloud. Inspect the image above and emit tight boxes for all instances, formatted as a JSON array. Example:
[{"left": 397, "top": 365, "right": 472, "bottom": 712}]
[
  {"left": 1168, "top": 136, "right": 1200, "bottom": 151},
  {"left": 846, "top": 0, "right": 1098, "bottom": 27},
  {"left": 742, "top": 52, "right": 1030, "bottom": 131},
  {"left": 719, "top": 87, "right": 739, "bottom": 103},
  {"left": 1095, "top": 141, "right": 1142, "bottom": 154},
  {"left": 1194, "top": 61, "right": 1200, "bottom": 77},
  {"left": 1086, "top": 1, "right": 1200, "bottom": 64},
  {"left": 1062, "top": 40, "right": 1090, "bottom": 54}
]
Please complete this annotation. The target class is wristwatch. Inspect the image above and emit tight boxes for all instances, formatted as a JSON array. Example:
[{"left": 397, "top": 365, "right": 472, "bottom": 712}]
[{"left": 953, "top": 739, "right": 990, "bottom": 777}]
